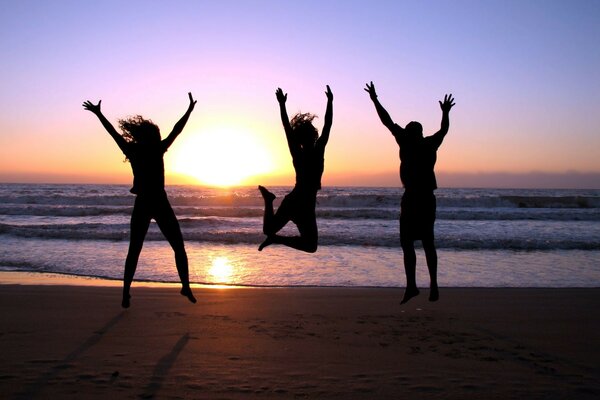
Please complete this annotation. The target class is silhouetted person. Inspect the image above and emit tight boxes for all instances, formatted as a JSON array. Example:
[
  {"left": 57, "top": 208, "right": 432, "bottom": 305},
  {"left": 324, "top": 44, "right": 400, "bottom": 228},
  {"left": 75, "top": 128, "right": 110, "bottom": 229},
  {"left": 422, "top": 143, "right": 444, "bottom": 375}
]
[
  {"left": 365, "top": 82, "right": 455, "bottom": 304},
  {"left": 258, "top": 86, "right": 333, "bottom": 252},
  {"left": 83, "top": 93, "right": 197, "bottom": 308}
]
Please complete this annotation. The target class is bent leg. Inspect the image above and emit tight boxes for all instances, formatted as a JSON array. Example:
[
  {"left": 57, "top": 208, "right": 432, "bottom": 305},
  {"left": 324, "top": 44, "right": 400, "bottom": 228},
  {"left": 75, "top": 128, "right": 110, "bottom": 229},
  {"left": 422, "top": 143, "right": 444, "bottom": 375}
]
[
  {"left": 270, "top": 229, "right": 318, "bottom": 253},
  {"left": 123, "top": 202, "right": 151, "bottom": 308},
  {"left": 265, "top": 200, "right": 318, "bottom": 253},
  {"left": 258, "top": 188, "right": 294, "bottom": 251},
  {"left": 422, "top": 238, "right": 439, "bottom": 302},
  {"left": 270, "top": 236, "right": 318, "bottom": 253},
  {"left": 284, "top": 212, "right": 318, "bottom": 252},
  {"left": 155, "top": 198, "right": 196, "bottom": 304}
]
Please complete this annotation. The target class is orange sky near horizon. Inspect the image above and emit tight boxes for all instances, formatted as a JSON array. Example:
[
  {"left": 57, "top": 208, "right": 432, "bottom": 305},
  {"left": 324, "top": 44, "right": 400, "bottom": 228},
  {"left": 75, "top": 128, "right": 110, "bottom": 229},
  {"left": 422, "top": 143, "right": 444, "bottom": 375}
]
[{"left": 1, "top": 1, "right": 599, "bottom": 189}]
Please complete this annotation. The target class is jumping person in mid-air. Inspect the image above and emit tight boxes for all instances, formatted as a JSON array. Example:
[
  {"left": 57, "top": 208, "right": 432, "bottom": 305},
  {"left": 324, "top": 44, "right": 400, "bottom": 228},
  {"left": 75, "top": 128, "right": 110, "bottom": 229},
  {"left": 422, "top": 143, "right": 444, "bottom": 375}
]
[
  {"left": 258, "top": 86, "right": 333, "bottom": 253},
  {"left": 83, "top": 93, "right": 197, "bottom": 308},
  {"left": 365, "top": 82, "right": 455, "bottom": 304}
]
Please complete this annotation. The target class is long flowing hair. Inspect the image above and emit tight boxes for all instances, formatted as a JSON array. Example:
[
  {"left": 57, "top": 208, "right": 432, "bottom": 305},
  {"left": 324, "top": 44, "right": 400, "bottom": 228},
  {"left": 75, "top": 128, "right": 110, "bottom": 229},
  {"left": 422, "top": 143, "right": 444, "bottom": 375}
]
[
  {"left": 118, "top": 115, "right": 161, "bottom": 144},
  {"left": 117, "top": 115, "right": 161, "bottom": 162},
  {"left": 290, "top": 112, "right": 318, "bottom": 148}
]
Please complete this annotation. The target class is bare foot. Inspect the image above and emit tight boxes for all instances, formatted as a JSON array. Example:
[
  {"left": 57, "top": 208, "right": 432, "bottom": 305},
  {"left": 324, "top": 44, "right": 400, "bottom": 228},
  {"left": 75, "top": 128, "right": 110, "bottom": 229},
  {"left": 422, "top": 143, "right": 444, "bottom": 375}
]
[
  {"left": 121, "top": 293, "right": 131, "bottom": 309},
  {"left": 258, "top": 236, "right": 274, "bottom": 251},
  {"left": 400, "top": 287, "right": 420, "bottom": 304},
  {"left": 429, "top": 285, "right": 439, "bottom": 302},
  {"left": 258, "top": 185, "right": 276, "bottom": 202},
  {"left": 180, "top": 287, "right": 197, "bottom": 304}
]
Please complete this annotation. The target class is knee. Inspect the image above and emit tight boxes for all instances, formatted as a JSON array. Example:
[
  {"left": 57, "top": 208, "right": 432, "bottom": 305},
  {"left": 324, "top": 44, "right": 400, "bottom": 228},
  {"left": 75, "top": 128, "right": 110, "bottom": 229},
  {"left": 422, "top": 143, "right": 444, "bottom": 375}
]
[
  {"left": 304, "top": 239, "right": 318, "bottom": 253},
  {"left": 401, "top": 239, "right": 414, "bottom": 252},
  {"left": 173, "top": 245, "right": 187, "bottom": 258},
  {"left": 305, "top": 244, "right": 318, "bottom": 253},
  {"left": 422, "top": 239, "right": 436, "bottom": 252}
]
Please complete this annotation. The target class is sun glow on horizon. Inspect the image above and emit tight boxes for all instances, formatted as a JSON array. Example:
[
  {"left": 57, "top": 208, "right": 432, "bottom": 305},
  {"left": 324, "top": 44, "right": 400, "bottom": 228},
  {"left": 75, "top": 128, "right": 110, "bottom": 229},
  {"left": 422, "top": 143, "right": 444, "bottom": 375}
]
[{"left": 169, "top": 126, "right": 274, "bottom": 187}]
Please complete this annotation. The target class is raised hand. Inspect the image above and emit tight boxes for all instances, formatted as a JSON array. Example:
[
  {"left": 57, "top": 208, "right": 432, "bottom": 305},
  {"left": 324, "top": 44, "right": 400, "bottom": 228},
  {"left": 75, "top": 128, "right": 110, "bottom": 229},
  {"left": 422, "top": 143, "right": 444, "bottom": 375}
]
[
  {"left": 439, "top": 94, "right": 455, "bottom": 113},
  {"left": 275, "top": 87, "right": 287, "bottom": 104},
  {"left": 187, "top": 92, "right": 197, "bottom": 111},
  {"left": 325, "top": 85, "right": 333, "bottom": 101},
  {"left": 364, "top": 81, "right": 377, "bottom": 101},
  {"left": 82, "top": 100, "right": 102, "bottom": 114}
]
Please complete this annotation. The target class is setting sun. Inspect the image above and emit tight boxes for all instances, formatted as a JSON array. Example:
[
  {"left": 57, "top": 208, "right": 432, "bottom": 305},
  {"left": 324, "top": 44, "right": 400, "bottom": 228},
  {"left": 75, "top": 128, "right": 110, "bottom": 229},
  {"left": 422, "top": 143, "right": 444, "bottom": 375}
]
[{"left": 169, "top": 126, "right": 274, "bottom": 187}]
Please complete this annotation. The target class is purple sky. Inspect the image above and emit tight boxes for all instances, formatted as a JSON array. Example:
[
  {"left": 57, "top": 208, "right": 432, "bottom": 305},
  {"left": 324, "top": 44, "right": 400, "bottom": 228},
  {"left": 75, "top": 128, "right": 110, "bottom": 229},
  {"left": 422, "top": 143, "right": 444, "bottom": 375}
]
[{"left": 1, "top": 1, "right": 599, "bottom": 188}]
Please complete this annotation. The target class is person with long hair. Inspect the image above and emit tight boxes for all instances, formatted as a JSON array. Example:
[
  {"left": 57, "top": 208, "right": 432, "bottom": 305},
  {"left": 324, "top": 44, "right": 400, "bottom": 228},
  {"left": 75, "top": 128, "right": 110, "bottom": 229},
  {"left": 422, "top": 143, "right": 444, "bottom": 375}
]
[
  {"left": 258, "top": 86, "right": 333, "bottom": 252},
  {"left": 83, "top": 93, "right": 197, "bottom": 308},
  {"left": 365, "top": 82, "right": 455, "bottom": 304}
]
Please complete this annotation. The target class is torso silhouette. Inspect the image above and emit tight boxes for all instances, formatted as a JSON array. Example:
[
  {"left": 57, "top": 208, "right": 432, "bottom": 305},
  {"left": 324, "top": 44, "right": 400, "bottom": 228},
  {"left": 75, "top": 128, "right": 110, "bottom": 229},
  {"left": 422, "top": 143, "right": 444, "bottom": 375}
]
[
  {"left": 125, "top": 142, "right": 166, "bottom": 195},
  {"left": 393, "top": 126, "right": 438, "bottom": 192},
  {"left": 293, "top": 146, "right": 324, "bottom": 192}
]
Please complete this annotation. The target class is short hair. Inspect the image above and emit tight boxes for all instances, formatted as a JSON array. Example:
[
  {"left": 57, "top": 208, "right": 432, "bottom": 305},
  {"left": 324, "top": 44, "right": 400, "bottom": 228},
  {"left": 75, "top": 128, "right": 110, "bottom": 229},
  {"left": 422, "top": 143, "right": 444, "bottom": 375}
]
[{"left": 405, "top": 121, "right": 423, "bottom": 134}]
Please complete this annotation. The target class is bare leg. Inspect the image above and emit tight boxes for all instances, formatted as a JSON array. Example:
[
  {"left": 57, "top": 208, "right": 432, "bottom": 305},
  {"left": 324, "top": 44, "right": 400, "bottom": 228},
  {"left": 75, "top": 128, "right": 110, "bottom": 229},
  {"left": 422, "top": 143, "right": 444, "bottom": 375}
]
[
  {"left": 258, "top": 235, "right": 275, "bottom": 251},
  {"left": 258, "top": 185, "right": 276, "bottom": 235},
  {"left": 258, "top": 185, "right": 277, "bottom": 251},
  {"left": 400, "top": 240, "right": 419, "bottom": 304},
  {"left": 258, "top": 185, "right": 292, "bottom": 251},
  {"left": 422, "top": 238, "right": 439, "bottom": 302},
  {"left": 268, "top": 234, "right": 318, "bottom": 253},
  {"left": 123, "top": 204, "right": 151, "bottom": 308},
  {"left": 262, "top": 200, "right": 319, "bottom": 253},
  {"left": 155, "top": 198, "right": 196, "bottom": 304}
]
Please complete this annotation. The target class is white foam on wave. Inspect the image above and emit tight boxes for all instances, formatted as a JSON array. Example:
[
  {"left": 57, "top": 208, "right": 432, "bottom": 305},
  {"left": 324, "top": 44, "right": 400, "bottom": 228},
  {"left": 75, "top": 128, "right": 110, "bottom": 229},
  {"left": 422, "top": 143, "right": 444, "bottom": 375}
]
[
  {"left": 1, "top": 239, "right": 599, "bottom": 287},
  {"left": 1, "top": 184, "right": 599, "bottom": 250}
]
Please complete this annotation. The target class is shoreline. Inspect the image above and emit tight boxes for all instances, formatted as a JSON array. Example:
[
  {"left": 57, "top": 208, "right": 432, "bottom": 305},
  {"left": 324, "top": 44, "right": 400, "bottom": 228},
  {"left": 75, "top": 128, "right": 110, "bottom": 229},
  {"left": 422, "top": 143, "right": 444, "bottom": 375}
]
[
  {"left": 1, "top": 281, "right": 599, "bottom": 398},
  {"left": 2, "top": 270, "right": 600, "bottom": 289}
]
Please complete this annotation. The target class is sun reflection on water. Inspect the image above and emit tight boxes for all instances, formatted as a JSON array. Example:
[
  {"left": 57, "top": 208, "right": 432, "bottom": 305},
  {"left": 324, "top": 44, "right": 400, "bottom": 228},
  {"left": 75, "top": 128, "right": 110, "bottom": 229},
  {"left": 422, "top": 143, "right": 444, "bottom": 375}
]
[{"left": 208, "top": 256, "right": 234, "bottom": 284}]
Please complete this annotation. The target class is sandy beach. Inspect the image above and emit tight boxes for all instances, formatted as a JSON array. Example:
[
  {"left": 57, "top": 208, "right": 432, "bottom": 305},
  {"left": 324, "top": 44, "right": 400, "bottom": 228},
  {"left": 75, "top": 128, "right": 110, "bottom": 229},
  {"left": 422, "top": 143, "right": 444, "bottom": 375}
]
[{"left": 0, "top": 274, "right": 598, "bottom": 399}]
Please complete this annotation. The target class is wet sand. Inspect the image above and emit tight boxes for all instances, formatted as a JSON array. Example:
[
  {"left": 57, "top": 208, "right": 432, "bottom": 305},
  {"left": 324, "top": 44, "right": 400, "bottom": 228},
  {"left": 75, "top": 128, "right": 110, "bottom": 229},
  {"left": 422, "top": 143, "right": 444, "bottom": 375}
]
[{"left": 0, "top": 275, "right": 598, "bottom": 399}]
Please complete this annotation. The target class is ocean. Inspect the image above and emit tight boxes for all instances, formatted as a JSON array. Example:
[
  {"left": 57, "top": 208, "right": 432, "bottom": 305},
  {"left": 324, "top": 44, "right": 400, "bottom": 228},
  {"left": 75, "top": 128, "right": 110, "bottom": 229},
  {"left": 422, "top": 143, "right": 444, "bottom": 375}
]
[{"left": 0, "top": 183, "right": 599, "bottom": 287}]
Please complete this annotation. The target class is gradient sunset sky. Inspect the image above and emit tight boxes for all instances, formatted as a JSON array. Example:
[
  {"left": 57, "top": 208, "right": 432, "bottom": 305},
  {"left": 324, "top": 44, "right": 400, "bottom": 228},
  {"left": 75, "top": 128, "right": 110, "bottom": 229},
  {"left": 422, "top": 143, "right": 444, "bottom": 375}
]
[{"left": 1, "top": 1, "right": 599, "bottom": 188}]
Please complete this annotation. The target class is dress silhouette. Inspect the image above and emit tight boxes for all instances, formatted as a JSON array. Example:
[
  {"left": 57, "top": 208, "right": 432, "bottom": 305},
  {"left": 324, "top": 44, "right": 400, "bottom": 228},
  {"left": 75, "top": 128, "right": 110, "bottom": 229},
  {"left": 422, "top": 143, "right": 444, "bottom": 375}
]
[
  {"left": 365, "top": 82, "right": 455, "bottom": 304},
  {"left": 258, "top": 86, "right": 333, "bottom": 252},
  {"left": 83, "top": 93, "right": 197, "bottom": 308}
]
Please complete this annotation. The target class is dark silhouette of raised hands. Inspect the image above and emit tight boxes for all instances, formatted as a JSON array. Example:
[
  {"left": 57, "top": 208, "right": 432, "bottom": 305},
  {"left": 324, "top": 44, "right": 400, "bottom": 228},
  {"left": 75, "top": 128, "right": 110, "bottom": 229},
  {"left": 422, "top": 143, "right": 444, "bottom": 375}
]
[
  {"left": 325, "top": 85, "right": 333, "bottom": 101},
  {"left": 187, "top": 92, "right": 197, "bottom": 112},
  {"left": 439, "top": 94, "right": 455, "bottom": 113},
  {"left": 364, "top": 81, "right": 378, "bottom": 101},
  {"left": 275, "top": 88, "right": 287, "bottom": 104},
  {"left": 82, "top": 100, "right": 102, "bottom": 115}
]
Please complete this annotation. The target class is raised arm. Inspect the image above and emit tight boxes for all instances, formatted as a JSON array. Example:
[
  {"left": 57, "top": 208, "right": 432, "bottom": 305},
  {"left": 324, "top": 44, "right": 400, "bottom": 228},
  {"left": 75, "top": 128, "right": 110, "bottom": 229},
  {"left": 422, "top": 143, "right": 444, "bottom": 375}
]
[
  {"left": 316, "top": 85, "right": 333, "bottom": 149},
  {"left": 276, "top": 87, "right": 298, "bottom": 156},
  {"left": 430, "top": 94, "right": 455, "bottom": 148},
  {"left": 364, "top": 81, "right": 397, "bottom": 132},
  {"left": 162, "top": 92, "right": 197, "bottom": 151},
  {"left": 82, "top": 100, "right": 129, "bottom": 154}
]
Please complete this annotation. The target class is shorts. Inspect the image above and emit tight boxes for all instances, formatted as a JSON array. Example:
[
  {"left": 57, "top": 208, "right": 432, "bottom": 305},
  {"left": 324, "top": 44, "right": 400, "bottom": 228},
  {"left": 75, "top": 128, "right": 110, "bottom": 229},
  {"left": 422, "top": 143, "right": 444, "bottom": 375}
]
[{"left": 400, "top": 191, "right": 436, "bottom": 242}]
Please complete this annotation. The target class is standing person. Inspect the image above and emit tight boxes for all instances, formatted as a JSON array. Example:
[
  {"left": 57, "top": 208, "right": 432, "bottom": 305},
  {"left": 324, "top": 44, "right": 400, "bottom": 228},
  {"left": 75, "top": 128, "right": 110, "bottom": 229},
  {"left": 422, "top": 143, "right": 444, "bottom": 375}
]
[
  {"left": 258, "top": 86, "right": 333, "bottom": 252},
  {"left": 83, "top": 93, "right": 197, "bottom": 308},
  {"left": 365, "top": 82, "right": 455, "bottom": 304}
]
